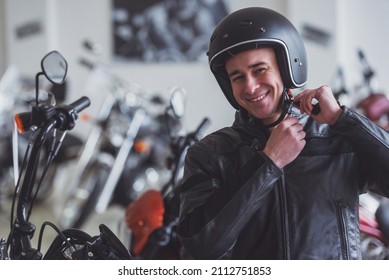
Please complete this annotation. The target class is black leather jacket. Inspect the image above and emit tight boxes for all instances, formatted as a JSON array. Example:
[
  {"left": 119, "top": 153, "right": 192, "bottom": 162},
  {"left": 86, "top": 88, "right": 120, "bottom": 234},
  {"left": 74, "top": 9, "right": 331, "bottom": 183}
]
[{"left": 177, "top": 106, "right": 389, "bottom": 259}]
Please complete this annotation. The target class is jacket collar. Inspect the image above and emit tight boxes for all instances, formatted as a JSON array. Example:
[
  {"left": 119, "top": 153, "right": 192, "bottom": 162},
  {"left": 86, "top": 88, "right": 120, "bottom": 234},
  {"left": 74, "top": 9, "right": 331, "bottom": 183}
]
[{"left": 232, "top": 105, "right": 305, "bottom": 138}]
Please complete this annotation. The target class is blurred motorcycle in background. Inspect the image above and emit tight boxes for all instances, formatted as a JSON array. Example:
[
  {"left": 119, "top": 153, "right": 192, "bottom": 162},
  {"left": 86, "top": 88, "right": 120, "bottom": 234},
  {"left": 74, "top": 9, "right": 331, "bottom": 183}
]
[
  {"left": 355, "top": 49, "right": 389, "bottom": 130},
  {"left": 0, "top": 66, "right": 21, "bottom": 205},
  {"left": 354, "top": 49, "right": 389, "bottom": 259},
  {"left": 59, "top": 42, "right": 187, "bottom": 229},
  {"left": 0, "top": 65, "right": 83, "bottom": 207},
  {"left": 123, "top": 117, "right": 210, "bottom": 259},
  {"left": 331, "top": 49, "right": 389, "bottom": 259}
]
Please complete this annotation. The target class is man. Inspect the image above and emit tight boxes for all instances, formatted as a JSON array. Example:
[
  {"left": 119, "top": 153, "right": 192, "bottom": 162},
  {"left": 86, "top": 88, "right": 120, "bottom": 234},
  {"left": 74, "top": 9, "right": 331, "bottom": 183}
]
[{"left": 176, "top": 7, "right": 389, "bottom": 259}]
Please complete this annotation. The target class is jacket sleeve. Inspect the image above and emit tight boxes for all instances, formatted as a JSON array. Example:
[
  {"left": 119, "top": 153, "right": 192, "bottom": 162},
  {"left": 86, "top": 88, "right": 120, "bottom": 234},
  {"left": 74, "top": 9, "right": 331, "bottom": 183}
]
[
  {"left": 331, "top": 106, "right": 389, "bottom": 195},
  {"left": 177, "top": 141, "right": 282, "bottom": 259}
]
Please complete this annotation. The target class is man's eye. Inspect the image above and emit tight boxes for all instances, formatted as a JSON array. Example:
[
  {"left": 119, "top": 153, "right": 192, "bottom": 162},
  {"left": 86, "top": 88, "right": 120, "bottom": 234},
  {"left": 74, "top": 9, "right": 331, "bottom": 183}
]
[
  {"left": 254, "top": 68, "right": 266, "bottom": 74},
  {"left": 231, "top": 75, "right": 244, "bottom": 82}
]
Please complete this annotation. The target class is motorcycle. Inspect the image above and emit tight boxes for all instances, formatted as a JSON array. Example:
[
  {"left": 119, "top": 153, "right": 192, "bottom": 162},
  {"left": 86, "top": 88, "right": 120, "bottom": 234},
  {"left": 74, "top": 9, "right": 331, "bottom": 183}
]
[
  {"left": 59, "top": 52, "right": 186, "bottom": 229},
  {"left": 0, "top": 50, "right": 131, "bottom": 260},
  {"left": 123, "top": 117, "right": 210, "bottom": 259},
  {"left": 355, "top": 49, "right": 389, "bottom": 130},
  {"left": 332, "top": 49, "right": 389, "bottom": 259},
  {"left": 353, "top": 49, "right": 389, "bottom": 259}
]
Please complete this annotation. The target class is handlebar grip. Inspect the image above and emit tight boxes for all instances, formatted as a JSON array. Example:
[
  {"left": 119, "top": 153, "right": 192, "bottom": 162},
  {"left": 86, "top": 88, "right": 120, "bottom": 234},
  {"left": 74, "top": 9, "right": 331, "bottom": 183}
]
[
  {"left": 69, "top": 96, "right": 91, "bottom": 113},
  {"left": 194, "top": 117, "right": 211, "bottom": 138}
]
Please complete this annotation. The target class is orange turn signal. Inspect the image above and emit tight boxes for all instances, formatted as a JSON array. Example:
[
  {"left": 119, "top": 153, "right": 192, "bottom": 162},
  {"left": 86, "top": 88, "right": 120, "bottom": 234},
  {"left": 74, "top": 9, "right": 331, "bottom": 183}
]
[
  {"left": 134, "top": 139, "right": 150, "bottom": 154},
  {"left": 14, "top": 113, "right": 30, "bottom": 134}
]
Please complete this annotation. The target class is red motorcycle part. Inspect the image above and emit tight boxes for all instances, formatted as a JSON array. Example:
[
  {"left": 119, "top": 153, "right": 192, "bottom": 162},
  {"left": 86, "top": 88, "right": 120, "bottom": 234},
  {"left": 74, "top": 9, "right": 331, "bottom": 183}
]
[
  {"left": 357, "top": 93, "right": 389, "bottom": 122},
  {"left": 359, "top": 206, "right": 385, "bottom": 241},
  {"left": 125, "top": 190, "right": 165, "bottom": 255}
]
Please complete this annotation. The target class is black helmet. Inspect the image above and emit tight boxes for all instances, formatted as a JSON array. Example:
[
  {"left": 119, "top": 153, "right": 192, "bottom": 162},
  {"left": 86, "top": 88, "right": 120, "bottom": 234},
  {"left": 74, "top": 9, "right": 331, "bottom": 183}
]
[{"left": 208, "top": 7, "right": 307, "bottom": 109}]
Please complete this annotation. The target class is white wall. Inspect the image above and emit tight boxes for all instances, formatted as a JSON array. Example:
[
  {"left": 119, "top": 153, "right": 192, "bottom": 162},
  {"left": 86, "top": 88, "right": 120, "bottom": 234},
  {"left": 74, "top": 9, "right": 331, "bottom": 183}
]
[
  {"left": 0, "top": 0, "right": 5, "bottom": 74},
  {"left": 288, "top": 0, "right": 338, "bottom": 89},
  {"left": 1, "top": 0, "right": 389, "bottom": 138},
  {"left": 3, "top": 0, "right": 49, "bottom": 74}
]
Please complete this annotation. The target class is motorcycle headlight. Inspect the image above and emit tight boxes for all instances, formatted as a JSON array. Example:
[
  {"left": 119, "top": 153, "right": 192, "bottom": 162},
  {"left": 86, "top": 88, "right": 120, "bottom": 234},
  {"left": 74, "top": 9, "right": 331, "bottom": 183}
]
[
  {"left": 105, "top": 111, "right": 131, "bottom": 147},
  {"left": 132, "top": 167, "right": 170, "bottom": 197}
]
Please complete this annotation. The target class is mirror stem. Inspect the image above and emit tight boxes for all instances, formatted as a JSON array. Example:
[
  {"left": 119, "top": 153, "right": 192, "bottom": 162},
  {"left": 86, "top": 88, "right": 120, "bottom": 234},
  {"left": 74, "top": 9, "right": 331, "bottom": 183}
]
[{"left": 35, "top": 72, "right": 44, "bottom": 105}]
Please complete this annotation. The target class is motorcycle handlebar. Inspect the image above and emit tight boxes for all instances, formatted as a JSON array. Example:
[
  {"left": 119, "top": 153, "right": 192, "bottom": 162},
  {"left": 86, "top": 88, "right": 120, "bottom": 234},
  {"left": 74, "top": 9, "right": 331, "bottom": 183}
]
[
  {"left": 79, "top": 58, "right": 94, "bottom": 70},
  {"left": 68, "top": 96, "right": 91, "bottom": 114},
  {"left": 16, "top": 97, "right": 90, "bottom": 223},
  {"left": 358, "top": 49, "right": 375, "bottom": 83},
  {"left": 192, "top": 117, "right": 211, "bottom": 140}
]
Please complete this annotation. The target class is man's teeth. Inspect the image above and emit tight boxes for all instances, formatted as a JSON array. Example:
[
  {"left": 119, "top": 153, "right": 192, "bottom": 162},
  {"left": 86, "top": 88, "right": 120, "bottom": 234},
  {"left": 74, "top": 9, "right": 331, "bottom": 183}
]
[{"left": 249, "top": 94, "right": 267, "bottom": 102}]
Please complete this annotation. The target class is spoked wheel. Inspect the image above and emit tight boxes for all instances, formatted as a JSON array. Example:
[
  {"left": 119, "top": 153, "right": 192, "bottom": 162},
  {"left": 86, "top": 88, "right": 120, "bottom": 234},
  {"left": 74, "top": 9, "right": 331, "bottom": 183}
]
[
  {"left": 59, "top": 161, "right": 109, "bottom": 229},
  {"left": 43, "top": 228, "right": 92, "bottom": 260}
]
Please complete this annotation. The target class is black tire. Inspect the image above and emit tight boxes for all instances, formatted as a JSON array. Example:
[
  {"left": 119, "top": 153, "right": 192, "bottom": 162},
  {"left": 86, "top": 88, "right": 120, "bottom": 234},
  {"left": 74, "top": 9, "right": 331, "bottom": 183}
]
[{"left": 59, "top": 161, "right": 109, "bottom": 229}]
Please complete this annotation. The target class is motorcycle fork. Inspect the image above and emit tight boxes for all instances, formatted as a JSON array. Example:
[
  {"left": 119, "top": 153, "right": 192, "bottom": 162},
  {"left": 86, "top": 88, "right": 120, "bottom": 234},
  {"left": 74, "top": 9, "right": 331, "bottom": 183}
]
[
  {"left": 95, "top": 109, "right": 146, "bottom": 213},
  {"left": 65, "top": 93, "right": 116, "bottom": 197}
]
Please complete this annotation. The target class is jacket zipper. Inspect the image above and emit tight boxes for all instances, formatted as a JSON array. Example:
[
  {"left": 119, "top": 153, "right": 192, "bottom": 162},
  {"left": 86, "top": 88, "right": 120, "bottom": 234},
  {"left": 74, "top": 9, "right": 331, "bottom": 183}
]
[
  {"left": 253, "top": 137, "right": 290, "bottom": 259},
  {"left": 336, "top": 202, "right": 350, "bottom": 259},
  {"left": 279, "top": 174, "right": 290, "bottom": 259}
]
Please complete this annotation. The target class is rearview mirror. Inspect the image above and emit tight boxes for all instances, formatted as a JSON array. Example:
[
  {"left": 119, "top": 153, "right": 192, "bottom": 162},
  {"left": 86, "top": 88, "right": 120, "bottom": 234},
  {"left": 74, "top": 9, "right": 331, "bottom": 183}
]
[
  {"left": 41, "top": 50, "right": 68, "bottom": 84},
  {"left": 170, "top": 87, "right": 186, "bottom": 118}
]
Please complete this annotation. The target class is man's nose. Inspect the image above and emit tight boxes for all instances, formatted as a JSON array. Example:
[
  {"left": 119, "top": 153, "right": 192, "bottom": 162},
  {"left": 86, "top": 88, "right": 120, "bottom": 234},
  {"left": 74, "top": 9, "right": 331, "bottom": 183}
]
[{"left": 245, "top": 76, "right": 259, "bottom": 94}]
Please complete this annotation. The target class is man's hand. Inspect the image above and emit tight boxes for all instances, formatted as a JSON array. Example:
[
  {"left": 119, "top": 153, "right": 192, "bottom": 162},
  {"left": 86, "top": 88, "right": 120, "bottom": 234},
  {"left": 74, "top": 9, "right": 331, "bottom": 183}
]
[
  {"left": 294, "top": 85, "right": 343, "bottom": 125},
  {"left": 263, "top": 116, "right": 306, "bottom": 168}
]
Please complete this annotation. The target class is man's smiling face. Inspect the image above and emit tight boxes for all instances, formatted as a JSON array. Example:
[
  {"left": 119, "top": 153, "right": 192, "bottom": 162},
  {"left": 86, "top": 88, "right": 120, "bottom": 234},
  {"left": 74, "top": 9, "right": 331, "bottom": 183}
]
[{"left": 225, "top": 47, "right": 284, "bottom": 125}]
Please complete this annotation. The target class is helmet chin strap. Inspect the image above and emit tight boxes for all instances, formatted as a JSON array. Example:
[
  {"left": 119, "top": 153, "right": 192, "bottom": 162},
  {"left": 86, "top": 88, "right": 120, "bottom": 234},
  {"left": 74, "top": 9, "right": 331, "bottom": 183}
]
[{"left": 262, "top": 89, "right": 293, "bottom": 128}]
